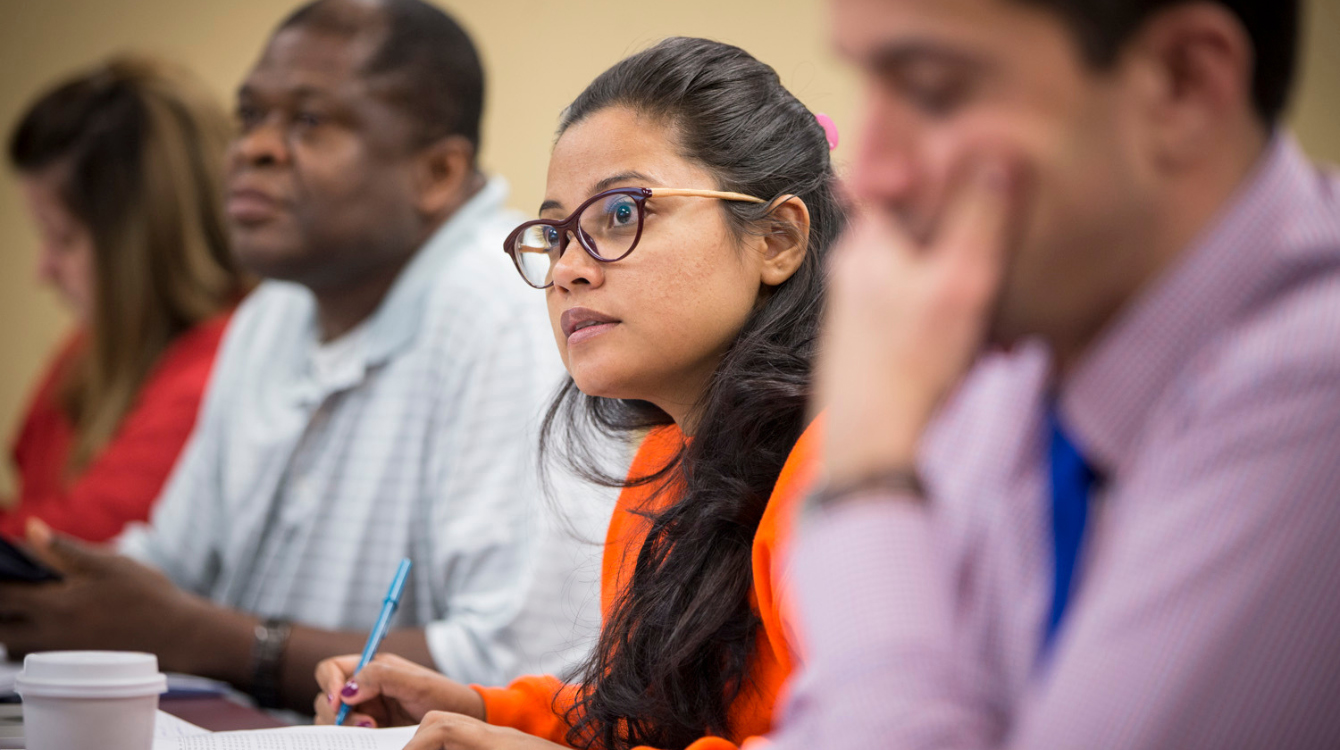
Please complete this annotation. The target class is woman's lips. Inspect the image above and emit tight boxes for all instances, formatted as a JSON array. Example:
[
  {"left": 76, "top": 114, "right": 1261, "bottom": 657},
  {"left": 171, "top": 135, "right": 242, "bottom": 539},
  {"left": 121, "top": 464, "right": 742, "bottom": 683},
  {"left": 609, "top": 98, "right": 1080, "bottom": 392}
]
[
  {"left": 566, "top": 321, "right": 618, "bottom": 346},
  {"left": 561, "top": 307, "right": 621, "bottom": 344}
]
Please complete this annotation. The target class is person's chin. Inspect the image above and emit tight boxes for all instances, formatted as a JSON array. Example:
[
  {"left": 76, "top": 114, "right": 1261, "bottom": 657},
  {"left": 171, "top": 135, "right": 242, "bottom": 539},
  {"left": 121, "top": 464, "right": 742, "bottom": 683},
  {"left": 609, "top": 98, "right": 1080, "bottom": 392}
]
[
  {"left": 568, "top": 358, "right": 632, "bottom": 401},
  {"left": 569, "top": 369, "right": 613, "bottom": 399},
  {"left": 232, "top": 230, "right": 315, "bottom": 283}
]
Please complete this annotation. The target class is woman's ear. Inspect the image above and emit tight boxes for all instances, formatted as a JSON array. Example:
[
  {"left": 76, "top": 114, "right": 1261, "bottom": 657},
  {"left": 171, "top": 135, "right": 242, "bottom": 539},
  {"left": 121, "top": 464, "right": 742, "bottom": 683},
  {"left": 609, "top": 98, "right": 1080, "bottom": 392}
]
[{"left": 759, "top": 196, "right": 810, "bottom": 287}]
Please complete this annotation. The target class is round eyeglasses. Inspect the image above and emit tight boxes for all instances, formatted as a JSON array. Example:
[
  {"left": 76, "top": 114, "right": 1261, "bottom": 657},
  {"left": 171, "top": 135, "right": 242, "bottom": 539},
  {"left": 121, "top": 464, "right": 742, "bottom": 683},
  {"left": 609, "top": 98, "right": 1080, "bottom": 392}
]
[{"left": 503, "top": 186, "right": 766, "bottom": 289}]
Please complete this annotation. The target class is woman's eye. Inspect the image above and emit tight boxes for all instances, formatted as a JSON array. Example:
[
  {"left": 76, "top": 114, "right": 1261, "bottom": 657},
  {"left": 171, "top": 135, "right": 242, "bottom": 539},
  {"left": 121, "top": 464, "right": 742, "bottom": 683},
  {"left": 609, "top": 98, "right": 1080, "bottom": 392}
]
[
  {"left": 544, "top": 226, "right": 560, "bottom": 244},
  {"left": 607, "top": 198, "right": 637, "bottom": 227}
]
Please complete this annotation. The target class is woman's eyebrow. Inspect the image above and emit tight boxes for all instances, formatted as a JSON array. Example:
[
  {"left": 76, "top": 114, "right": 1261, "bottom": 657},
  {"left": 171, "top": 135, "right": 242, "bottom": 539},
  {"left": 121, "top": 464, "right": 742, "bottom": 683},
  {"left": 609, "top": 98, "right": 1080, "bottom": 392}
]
[
  {"left": 537, "top": 170, "right": 659, "bottom": 215},
  {"left": 592, "top": 170, "right": 655, "bottom": 194}
]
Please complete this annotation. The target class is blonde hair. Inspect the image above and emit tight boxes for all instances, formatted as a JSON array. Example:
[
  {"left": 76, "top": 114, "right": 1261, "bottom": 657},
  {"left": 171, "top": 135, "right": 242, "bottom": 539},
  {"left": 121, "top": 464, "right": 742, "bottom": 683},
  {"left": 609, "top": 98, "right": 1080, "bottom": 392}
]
[{"left": 9, "top": 55, "right": 249, "bottom": 474}]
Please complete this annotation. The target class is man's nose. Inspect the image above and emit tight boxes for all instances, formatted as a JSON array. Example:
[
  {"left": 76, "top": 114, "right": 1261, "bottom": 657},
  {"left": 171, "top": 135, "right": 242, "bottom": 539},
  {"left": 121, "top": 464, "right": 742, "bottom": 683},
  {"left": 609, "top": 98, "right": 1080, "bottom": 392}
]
[
  {"left": 849, "top": 88, "right": 920, "bottom": 209},
  {"left": 229, "top": 118, "right": 289, "bottom": 170}
]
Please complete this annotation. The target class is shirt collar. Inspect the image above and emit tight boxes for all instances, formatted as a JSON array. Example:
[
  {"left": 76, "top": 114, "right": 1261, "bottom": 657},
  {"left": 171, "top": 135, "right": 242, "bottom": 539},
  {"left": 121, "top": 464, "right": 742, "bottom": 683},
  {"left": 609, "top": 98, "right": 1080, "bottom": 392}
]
[
  {"left": 287, "top": 175, "right": 510, "bottom": 401},
  {"left": 357, "top": 175, "right": 510, "bottom": 366},
  {"left": 1060, "top": 134, "right": 1337, "bottom": 475}
]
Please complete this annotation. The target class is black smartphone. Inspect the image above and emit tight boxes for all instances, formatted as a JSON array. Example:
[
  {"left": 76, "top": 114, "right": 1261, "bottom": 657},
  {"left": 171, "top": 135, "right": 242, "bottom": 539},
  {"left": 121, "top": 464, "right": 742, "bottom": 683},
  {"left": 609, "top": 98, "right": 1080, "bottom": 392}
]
[{"left": 0, "top": 535, "right": 62, "bottom": 583}]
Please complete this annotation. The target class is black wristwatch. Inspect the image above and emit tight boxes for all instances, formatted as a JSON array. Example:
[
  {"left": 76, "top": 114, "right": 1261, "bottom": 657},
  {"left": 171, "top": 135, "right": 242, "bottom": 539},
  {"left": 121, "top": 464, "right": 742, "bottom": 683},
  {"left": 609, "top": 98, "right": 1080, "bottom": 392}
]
[{"left": 250, "top": 617, "right": 292, "bottom": 709}]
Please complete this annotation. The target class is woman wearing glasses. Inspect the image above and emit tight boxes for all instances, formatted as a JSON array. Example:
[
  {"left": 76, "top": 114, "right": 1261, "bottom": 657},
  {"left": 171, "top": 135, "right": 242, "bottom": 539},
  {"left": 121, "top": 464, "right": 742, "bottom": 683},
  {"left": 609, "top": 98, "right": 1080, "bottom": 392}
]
[{"left": 316, "top": 37, "right": 843, "bottom": 750}]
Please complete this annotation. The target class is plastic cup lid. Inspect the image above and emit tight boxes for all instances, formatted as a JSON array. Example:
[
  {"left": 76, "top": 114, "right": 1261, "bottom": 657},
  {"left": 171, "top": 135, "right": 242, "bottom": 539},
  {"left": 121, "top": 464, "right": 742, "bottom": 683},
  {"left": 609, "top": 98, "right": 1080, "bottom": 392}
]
[{"left": 15, "top": 651, "right": 167, "bottom": 699}]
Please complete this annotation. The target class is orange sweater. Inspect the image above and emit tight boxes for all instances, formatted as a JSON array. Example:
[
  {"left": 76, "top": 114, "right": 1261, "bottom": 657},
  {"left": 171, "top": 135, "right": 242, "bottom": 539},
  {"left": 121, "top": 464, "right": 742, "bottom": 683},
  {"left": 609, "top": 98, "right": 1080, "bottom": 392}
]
[{"left": 475, "top": 420, "right": 821, "bottom": 750}]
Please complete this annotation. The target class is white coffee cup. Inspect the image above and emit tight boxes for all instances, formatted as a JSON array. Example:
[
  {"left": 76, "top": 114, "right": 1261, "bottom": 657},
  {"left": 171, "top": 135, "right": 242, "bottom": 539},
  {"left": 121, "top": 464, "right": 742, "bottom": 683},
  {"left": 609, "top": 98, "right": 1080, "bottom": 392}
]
[{"left": 15, "top": 651, "right": 167, "bottom": 750}]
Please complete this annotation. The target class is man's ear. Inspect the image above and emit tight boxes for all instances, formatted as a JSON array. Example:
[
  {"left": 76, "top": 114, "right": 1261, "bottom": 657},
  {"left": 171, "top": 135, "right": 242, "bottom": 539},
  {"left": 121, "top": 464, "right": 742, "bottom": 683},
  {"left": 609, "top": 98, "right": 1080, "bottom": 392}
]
[
  {"left": 1127, "top": 2, "right": 1256, "bottom": 167},
  {"left": 413, "top": 134, "right": 476, "bottom": 219},
  {"left": 759, "top": 196, "right": 811, "bottom": 287}
]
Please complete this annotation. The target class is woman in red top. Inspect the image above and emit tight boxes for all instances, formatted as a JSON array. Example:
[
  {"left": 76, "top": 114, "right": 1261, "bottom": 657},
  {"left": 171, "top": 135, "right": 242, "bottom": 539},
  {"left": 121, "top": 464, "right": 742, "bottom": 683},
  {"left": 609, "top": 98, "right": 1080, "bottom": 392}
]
[
  {"left": 315, "top": 38, "right": 843, "bottom": 750},
  {"left": 2, "top": 56, "right": 249, "bottom": 542}
]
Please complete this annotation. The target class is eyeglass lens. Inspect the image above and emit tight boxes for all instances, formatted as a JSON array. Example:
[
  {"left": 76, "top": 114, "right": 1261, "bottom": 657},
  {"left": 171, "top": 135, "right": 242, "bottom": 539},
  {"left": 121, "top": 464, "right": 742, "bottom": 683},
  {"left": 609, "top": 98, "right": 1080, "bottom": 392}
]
[{"left": 511, "top": 192, "right": 642, "bottom": 287}]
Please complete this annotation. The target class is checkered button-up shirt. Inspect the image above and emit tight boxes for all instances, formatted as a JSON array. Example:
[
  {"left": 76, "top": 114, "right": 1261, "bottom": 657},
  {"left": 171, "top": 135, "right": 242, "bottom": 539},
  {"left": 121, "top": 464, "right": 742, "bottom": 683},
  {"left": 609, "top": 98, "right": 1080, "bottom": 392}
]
[{"left": 119, "top": 177, "right": 610, "bottom": 685}]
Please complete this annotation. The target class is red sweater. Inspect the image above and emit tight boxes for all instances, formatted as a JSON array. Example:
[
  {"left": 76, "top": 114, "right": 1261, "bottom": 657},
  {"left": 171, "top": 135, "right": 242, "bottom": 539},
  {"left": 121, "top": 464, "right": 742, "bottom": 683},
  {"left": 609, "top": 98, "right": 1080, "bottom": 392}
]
[
  {"left": 475, "top": 419, "right": 821, "bottom": 750},
  {"left": 1, "top": 312, "right": 231, "bottom": 542}
]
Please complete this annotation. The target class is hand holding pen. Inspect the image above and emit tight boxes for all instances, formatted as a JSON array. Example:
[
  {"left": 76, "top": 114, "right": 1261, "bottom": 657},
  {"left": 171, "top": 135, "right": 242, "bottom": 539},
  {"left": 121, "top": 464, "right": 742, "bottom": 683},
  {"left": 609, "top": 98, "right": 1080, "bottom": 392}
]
[{"left": 334, "top": 557, "right": 412, "bottom": 726}]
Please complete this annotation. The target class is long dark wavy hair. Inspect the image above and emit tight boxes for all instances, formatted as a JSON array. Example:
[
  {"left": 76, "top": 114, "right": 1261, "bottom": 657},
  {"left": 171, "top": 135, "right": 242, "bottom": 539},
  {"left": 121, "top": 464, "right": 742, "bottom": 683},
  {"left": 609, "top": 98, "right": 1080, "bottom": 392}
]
[{"left": 539, "top": 37, "right": 844, "bottom": 750}]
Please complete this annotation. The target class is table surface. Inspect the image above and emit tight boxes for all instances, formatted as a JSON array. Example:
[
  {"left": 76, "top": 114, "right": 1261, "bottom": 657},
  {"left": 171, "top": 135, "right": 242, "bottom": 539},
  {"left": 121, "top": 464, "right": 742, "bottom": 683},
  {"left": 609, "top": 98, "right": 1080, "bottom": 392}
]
[{"left": 160, "top": 695, "right": 289, "bottom": 732}]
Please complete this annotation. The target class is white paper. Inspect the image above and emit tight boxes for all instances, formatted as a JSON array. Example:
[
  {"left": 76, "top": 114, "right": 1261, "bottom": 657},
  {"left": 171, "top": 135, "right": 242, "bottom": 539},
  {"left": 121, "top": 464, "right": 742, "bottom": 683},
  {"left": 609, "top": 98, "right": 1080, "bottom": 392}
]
[
  {"left": 156, "top": 710, "right": 212, "bottom": 739},
  {"left": 153, "top": 724, "right": 417, "bottom": 750}
]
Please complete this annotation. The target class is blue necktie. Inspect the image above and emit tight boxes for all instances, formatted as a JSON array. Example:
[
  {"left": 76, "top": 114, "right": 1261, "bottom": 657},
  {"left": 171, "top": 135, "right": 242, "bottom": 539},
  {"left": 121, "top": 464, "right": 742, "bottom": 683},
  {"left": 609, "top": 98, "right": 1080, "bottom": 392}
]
[{"left": 1043, "top": 406, "right": 1098, "bottom": 652}]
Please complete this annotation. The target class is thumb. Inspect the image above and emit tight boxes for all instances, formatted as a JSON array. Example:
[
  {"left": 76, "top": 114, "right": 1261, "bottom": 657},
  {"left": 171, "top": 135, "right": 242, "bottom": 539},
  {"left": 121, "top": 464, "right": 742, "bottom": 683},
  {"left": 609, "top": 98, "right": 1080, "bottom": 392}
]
[
  {"left": 26, "top": 518, "right": 98, "bottom": 573},
  {"left": 25, "top": 517, "right": 52, "bottom": 549}
]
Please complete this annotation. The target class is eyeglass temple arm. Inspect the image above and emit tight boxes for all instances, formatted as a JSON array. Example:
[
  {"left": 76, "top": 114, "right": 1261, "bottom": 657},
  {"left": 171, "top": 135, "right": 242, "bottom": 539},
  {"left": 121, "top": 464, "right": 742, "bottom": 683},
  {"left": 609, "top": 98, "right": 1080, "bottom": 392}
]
[{"left": 648, "top": 188, "right": 766, "bottom": 204}]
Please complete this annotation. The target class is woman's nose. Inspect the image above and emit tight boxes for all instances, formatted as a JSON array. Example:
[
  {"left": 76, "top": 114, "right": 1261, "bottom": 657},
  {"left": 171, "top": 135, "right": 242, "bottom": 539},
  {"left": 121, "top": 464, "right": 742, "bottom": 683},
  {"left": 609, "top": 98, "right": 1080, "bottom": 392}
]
[{"left": 550, "top": 231, "right": 606, "bottom": 291}]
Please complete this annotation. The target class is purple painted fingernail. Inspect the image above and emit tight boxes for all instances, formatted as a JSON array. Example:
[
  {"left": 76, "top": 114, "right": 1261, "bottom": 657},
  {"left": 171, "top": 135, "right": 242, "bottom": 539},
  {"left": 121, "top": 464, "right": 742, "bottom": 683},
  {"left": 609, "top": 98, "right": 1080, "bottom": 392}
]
[
  {"left": 341, "top": 681, "right": 358, "bottom": 697},
  {"left": 357, "top": 720, "right": 373, "bottom": 728},
  {"left": 326, "top": 692, "right": 334, "bottom": 705}
]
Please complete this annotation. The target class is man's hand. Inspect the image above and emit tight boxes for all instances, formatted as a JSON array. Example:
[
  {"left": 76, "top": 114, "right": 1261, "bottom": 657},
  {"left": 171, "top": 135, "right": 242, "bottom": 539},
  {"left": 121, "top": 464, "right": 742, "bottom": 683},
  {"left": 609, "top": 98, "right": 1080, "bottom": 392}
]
[
  {"left": 816, "top": 158, "right": 1021, "bottom": 485},
  {"left": 404, "top": 712, "right": 566, "bottom": 750},
  {"left": 0, "top": 522, "right": 440, "bottom": 715},
  {"left": 314, "top": 653, "right": 484, "bottom": 728},
  {"left": 0, "top": 520, "right": 208, "bottom": 663}
]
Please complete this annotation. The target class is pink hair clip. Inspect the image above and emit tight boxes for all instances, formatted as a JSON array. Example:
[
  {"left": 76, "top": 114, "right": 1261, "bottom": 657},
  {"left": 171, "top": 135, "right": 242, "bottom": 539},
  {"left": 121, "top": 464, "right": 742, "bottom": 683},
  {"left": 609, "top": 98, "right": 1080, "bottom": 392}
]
[{"left": 815, "top": 112, "right": 839, "bottom": 151}]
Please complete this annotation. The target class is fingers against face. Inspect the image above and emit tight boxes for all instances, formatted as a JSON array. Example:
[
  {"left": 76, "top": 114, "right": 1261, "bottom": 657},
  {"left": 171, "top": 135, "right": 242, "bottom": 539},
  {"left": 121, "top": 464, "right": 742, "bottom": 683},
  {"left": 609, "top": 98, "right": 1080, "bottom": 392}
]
[
  {"left": 827, "top": 210, "right": 911, "bottom": 300},
  {"left": 927, "top": 156, "right": 1019, "bottom": 319},
  {"left": 816, "top": 152, "right": 1024, "bottom": 480},
  {"left": 828, "top": 151, "right": 1021, "bottom": 351},
  {"left": 933, "top": 158, "right": 1015, "bottom": 267}
]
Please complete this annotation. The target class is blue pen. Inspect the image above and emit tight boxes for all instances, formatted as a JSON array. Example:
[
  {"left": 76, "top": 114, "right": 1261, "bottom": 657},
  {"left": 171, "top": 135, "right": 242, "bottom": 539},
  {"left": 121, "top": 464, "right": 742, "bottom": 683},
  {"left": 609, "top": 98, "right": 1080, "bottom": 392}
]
[{"left": 335, "top": 557, "right": 412, "bottom": 726}]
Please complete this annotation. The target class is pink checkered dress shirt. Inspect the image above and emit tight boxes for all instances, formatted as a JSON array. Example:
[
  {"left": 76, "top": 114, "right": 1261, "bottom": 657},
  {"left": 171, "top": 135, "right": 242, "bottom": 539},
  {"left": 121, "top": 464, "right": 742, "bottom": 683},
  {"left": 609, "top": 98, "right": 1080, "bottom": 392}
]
[{"left": 769, "top": 136, "right": 1340, "bottom": 749}]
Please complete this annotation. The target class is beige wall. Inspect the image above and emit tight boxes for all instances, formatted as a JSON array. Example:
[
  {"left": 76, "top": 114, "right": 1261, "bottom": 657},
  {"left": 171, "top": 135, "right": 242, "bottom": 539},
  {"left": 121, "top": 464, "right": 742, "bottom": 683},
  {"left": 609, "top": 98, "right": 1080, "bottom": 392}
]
[{"left": 0, "top": 0, "right": 1337, "bottom": 495}]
